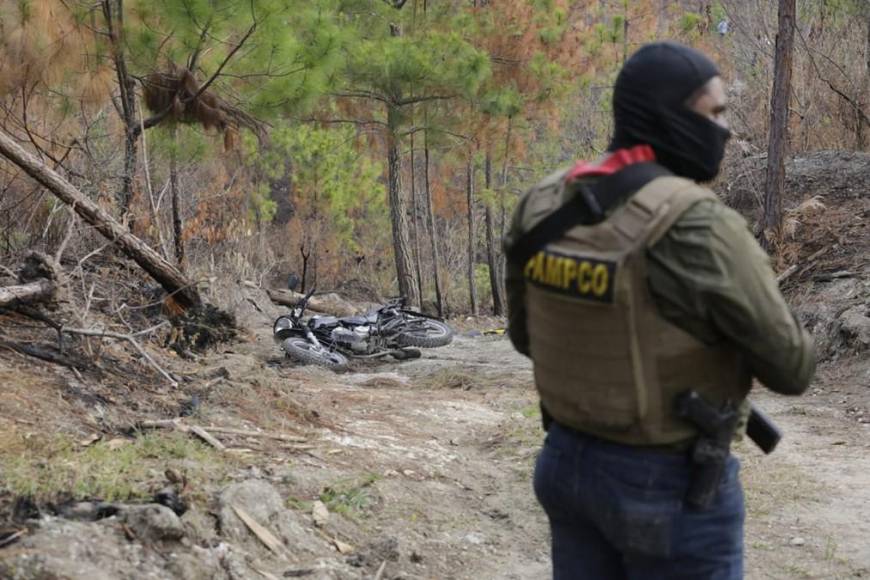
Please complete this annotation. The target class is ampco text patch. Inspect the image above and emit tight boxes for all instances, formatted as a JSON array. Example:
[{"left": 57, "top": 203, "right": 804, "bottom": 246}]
[{"left": 524, "top": 249, "right": 616, "bottom": 303}]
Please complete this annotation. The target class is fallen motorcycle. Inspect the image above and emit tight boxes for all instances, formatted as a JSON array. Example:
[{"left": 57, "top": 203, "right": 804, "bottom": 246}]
[{"left": 273, "top": 289, "right": 454, "bottom": 370}]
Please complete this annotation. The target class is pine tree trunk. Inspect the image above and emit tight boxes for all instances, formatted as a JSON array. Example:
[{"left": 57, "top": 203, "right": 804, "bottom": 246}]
[
  {"left": 387, "top": 103, "right": 420, "bottom": 305},
  {"left": 122, "top": 123, "right": 138, "bottom": 218},
  {"left": 423, "top": 134, "right": 446, "bottom": 317},
  {"left": 484, "top": 152, "right": 504, "bottom": 316},
  {"left": 466, "top": 159, "right": 478, "bottom": 316},
  {"left": 496, "top": 117, "right": 513, "bottom": 301},
  {"left": 409, "top": 130, "right": 424, "bottom": 310},
  {"left": 657, "top": 0, "right": 668, "bottom": 37},
  {"left": 499, "top": 117, "right": 512, "bottom": 238},
  {"left": 0, "top": 128, "right": 201, "bottom": 309},
  {"left": 170, "top": 126, "right": 184, "bottom": 266},
  {"left": 762, "top": 0, "right": 796, "bottom": 251},
  {"left": 103, "top": 0, "right": 138, "bottom": 219}
]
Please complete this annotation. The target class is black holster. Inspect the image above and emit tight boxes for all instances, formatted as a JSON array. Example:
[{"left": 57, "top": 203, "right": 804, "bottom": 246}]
[{"left": 675, "top": 391, "right": 737, "bottom": 510}]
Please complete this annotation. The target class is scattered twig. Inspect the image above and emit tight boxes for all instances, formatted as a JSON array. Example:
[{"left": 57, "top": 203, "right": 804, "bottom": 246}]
[
  {"left": 137, "top": 95, "right": 170, "bottom": 260},
  {"left": 187, "top": 425, "right": 226, "bottom": 450},
  {"left": 54, "top": 208, "right": 77, "bottom": 263},
  {"left": 200, "top": 426, "right": 307, "bottom": 443},
  {"left": 813, "top": 271, "right": 855, "bottom": 282},
  {"left": 253, "top": 568, "right": 281, "bottom": 580},
  {"left": 62, "top": 326, "right": 177, "bottom": 386},
  {"left": 137, "top": 419, "right": 307, "bottom": 443},
  {"left": 135, "top": 418, "right": 225, "bottom": 450},
  {"left": 231, "top": 505, "right": 286, "bottom": 557},
  {"left": 776, "top": 264, "right": 799, "bottom": 284},
  {"left": 373, "top": 560, "right": 387, "bottom": 580},
  {"left": 73, "top": 242, "right": 112, "bottom": 276},
  {"left": 0, "top": 529, "right": 25, "bottom": 548}
]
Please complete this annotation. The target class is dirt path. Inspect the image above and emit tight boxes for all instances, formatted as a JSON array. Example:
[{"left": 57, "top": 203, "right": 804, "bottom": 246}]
[
  {"left": 276, "top": 336, "right": 550, "bottom": 579},
  {"left": 742, "top": 373, "right": 870, "bottom": 579},
  {"left": 271, "top": 334, "right": 869, "bottom": 579}
]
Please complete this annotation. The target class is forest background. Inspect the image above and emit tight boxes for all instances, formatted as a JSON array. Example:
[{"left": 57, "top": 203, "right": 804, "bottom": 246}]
[{"left": 0, "top": 0, "right": 867, "bottom": 317}]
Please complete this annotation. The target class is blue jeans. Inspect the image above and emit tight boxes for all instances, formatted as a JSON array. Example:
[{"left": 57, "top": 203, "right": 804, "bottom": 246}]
[{"left": 534, "top": 423, "right": 744, "bottom": 580}]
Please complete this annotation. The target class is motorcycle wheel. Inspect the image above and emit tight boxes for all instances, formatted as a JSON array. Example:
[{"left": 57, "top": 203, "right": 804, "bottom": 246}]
[
  {"left": 394, "top": 318, "right": 454, "bottom": 348},
  {"left": 281, "top": 337, "right": 349, "bottom": 370}
]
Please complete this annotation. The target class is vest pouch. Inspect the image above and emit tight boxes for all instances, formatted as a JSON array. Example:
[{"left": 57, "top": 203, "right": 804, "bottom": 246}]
[{"left": 527, "top": 267, "right": 647, "bottom": 431}]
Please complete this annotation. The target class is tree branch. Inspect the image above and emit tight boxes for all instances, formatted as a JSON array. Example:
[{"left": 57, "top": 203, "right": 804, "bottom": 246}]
[
  {"left": 796, "top": 25, "right": 869, "bottom": 125},
  {"left": 190, "top": 22, "right": 257, "bottom": 104},
  {"left": 296, "top": 117, "right": 388, "bottom": 128},
  {"left": 332, "top": 90, "right": 390, "bottom": 104},
  {"left": 134, "top": 20, "right": 258, "bottom": 138},
  {"left": 395, "top": 93, "right": 457, "bottom": 106}
]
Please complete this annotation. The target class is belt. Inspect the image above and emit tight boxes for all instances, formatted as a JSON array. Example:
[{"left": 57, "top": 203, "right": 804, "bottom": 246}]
[{"left": 550, "top": 421, "right": 694, "bottom": 455}]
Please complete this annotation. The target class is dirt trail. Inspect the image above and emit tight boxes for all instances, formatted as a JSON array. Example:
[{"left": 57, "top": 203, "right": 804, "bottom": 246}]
[
  {"left": 273, "top": 335, "right": 550, "bottom": 579},
  {"left": 265, "top": 333, "right": 869, "bottom": 579}
]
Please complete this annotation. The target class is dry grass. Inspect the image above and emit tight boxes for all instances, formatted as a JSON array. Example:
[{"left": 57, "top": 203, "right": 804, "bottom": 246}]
[
  {"left": 416, "top": 367, "right": 525, "bottom": 391},
  {"left": 0, "top": 430, "right": 234, "bottom": 503}
]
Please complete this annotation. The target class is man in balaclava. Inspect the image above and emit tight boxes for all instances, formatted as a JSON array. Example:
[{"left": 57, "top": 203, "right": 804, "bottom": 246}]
[{"left": 503, "top": 42, "right": 815, "bottom": 579}]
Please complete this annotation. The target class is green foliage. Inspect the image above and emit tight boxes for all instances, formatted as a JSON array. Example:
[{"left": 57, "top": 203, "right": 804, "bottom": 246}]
[
  {"left": 250, "top": 182, "right": 278, "bottom": 224},
  {"left": 249, "top": 123, "right": 386, "bottom": 251},
  {"left": 152, "top": 124, "right": 211, "bottom": 164},
  {"left": 610, "top": 15, "right": 625, "bottom": 43},
  {"left": 528, "top": 52, "right": 569, "bottom": 102},
  {"left": 345, "top": 30, "right": 490, "bottom": 101},
  {"left": 711, "top": 2, "right": 727, "bottom": 24},
  {"left": 536, "top": 6, "right": 568, "bottom": 45},
  {"left": 474, "top": 263, "right": 492, "bottom": 304},
  {"left": 478, "top": 187, "right": 498, "bottom": 207},
  {"left": 319, "top": 473, "right": 380, "bottom": 518},
  {"left": 17, "top": 0, "right": 32, "bottom": 23},
  {"left": 127, "top": 0, "right": 348, "bottom": 117},
  {"left": 481, "top": 87, "right": 523, "bottom": 118},
  {"left": 678, "top": 12, "right": 703, "bottom": 35}
]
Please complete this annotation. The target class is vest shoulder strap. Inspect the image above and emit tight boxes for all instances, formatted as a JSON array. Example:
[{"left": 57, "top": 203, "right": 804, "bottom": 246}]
[
  {"left": 607, "top": 176, "right": 718, "bottom": 249},
  {"left": 507, "top": 163, "right": 670, "bottom": 265}
]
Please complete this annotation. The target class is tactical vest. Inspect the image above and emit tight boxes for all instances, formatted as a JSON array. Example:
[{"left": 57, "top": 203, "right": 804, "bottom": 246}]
[{"left": 524, "top": 173, "right": 752, "bottom": 446}]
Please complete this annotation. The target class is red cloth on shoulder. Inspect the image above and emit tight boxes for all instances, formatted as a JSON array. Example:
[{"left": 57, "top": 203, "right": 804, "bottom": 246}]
[{"left": 565, "top": 144, "right": 656, "bottom": 181}]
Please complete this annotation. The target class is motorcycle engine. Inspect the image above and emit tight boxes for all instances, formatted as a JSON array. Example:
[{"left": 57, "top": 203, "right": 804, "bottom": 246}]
[{"left": 329, "top": 327, "right": 366, "bottom": 353}]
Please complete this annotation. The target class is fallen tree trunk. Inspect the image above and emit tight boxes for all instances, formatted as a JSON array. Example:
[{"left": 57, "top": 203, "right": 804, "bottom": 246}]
[
  {"left": 0, "top": 252, "right": 63, "bottom": 309},
  {"left": 0, "top": 129, "right": 201, "bottom": 309},
  {"left": 0, "top": 279, "right": 54, "bottom": 308},
  {"left": 266, "top": 289, "right": 357, "bottom": 317}
]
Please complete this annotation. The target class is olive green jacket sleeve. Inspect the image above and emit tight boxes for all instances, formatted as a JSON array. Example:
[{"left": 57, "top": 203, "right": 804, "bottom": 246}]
[
  {"left": 504, "top": 194, "right": 532, "bottom": 357},
  {"left": 646, "top": 200, "right": 816, "bottom": 395}
]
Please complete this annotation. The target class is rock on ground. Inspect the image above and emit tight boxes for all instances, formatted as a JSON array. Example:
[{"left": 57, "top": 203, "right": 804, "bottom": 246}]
[
  {"left": 218, "top": 479, "right": 328, "bottom": 559},
  {"left": 0, "top": 511, "right": 226, "bottom": 580}
]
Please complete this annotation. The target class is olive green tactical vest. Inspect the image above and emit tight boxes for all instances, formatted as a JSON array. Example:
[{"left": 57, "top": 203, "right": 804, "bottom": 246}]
[{"left": 524, "top": 173, "right": 752, "bottom": 446}]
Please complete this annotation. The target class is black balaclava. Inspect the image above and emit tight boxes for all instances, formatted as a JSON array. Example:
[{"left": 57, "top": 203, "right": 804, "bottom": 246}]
[{"left": 609, "top": 42, "right": 731, "bottom": 182}]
